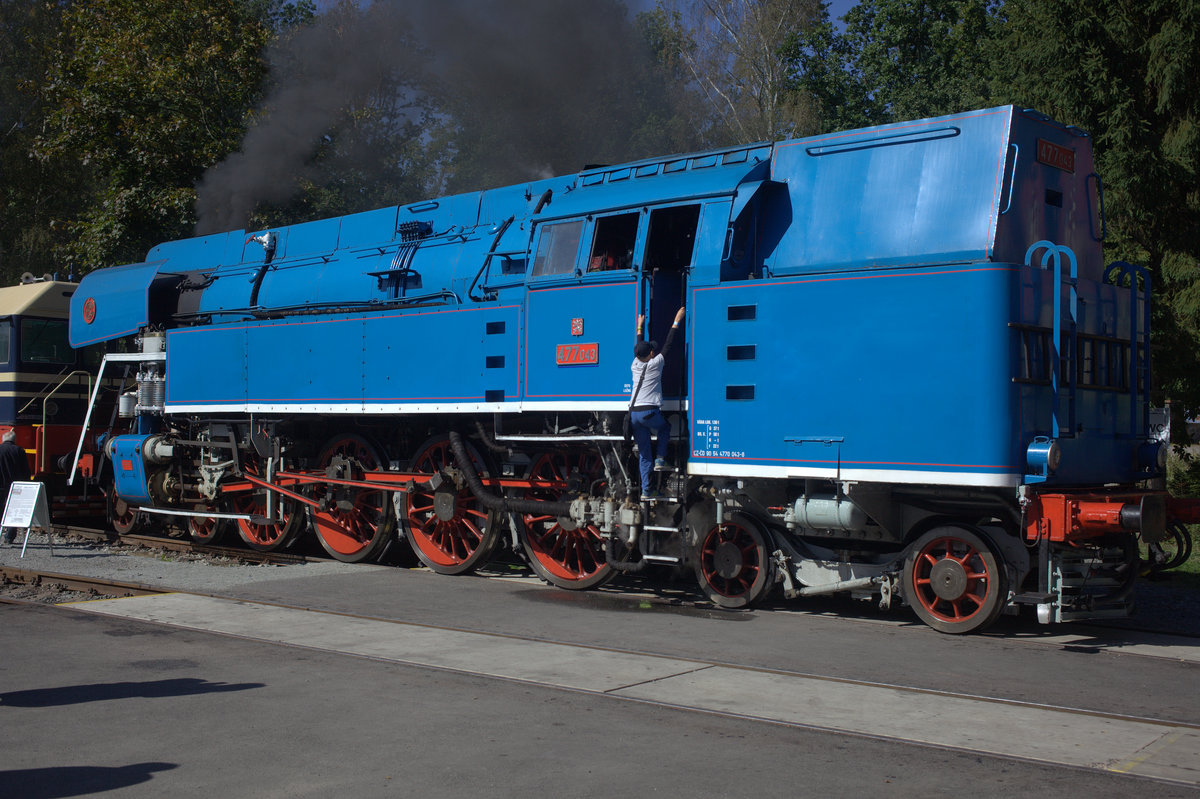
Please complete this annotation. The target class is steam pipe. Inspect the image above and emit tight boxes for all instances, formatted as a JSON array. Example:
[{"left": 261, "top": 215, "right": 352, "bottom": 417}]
[
  {"left": 247, "top": 232, "right": 277, "bottom": 308},
  {"left": 606, "top": 534, "right": 647, "bottom": 572},
  {"left": 468, "top": 216, "right": 515, "bottom": 302},
  {"left": 448, "top": 430, "right": 571, "bottom": 517}
]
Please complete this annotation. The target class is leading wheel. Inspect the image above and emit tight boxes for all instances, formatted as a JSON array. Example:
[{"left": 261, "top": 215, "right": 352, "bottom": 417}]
[
  {"left": 694, "top": 513, "right": 773, "bottom": 609},
  {"left": 187, "top": 503, "right": 228, "bottom": 545},
  {"left": 310, "top": 434, "right": 395, "bottom": 563},
  {"left": 108, "top": 489, "right": 139, "bottom": 535},
  {"left": 903, "top": 525, "right": 1007, "bottom": 634},
  {"left": 517, "top": 450, "right": 614, "bottom": 590},
  {"left": 402, "top": 435, "right": 500, "bottom": 575}
]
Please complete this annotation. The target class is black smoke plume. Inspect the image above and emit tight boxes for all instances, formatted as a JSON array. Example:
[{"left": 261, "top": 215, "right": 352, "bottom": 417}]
[{"left": 195, "top": 0, "right": 679, "bottom": 234}]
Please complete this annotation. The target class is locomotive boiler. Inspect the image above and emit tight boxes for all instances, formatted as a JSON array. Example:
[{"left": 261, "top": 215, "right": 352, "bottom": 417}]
[{"left": 68, "top": 105, "right": 1172, "bottom": 633}]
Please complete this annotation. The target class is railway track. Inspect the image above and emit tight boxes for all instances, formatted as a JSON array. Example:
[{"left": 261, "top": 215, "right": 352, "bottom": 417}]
[
  {"left": 49, "top": 524, "right": 324, "bottom": 566},
  {"left": 0, "top": 565, "right": 164, "bottom": 599},
  {"left": 1, "top": 524, "right": 332, "bottom": 603}
]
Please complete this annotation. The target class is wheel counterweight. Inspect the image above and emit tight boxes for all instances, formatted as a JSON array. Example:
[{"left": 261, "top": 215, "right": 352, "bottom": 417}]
[
  {"left": 402, "top": 435, "right": 500, "bottom": 574},
  {"left": 517, "top": 450, "right": 614, "bottom": 590},
  {"left": 310, "top": 435, "right": 395, "bottom": 563}
]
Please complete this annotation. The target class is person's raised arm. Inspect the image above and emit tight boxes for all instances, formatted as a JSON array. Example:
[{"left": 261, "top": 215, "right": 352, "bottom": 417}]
[{"left": 660, "top": 307, "right": 685, "bottom": 356}]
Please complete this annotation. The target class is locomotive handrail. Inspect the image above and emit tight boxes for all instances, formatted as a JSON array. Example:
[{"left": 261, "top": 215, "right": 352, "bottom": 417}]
[
  {"left": 67, "top": 353, "right": 154, "bottom": 486},
  {"left": 17, "top": 369, "right": 92, "bottom": 416},
  {"left": 27, "top": 370, "right": 93, "bottom": 474},
  {"left": 468, "top": 215, "right": 515, "bottom": 302},
  {"left": 1025, "top": 241, "right": 1078, "bottom": 439}
]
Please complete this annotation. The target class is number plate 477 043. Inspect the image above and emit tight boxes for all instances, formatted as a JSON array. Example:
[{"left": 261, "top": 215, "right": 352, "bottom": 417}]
[{"left": 556, "top": 342, "right": 599, "bottom": 365}]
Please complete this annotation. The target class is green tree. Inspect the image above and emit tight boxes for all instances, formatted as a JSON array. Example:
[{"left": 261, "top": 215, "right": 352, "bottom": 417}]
[
  {"left": 34, "top": 0, "right": 308, "bottom": 271},
  {"left": 0, "top": 0, "right": 76, "bottom": 283},
  {"left": 653, "top": 0, "right": 824, "bottom": 145},
  {"left": 994, "top": 0, "right": 1200, "bottom": 433},
  {"left": 788, "top": 0, "right": 1003, "bottom": 131}
]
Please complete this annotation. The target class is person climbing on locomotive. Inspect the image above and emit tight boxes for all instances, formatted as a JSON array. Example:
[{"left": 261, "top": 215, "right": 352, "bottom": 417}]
[{"left": 631, "top": 306, "right": 685, "bottom": 498}]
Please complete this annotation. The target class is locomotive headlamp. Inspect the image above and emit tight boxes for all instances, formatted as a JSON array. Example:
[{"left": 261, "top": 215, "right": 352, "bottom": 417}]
[{"left": 1026, "top": 437, "right": 1062, "bottom": 474}]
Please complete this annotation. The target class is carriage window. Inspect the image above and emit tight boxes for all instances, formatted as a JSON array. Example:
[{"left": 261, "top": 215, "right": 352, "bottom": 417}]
[
  {"left": 20, "top": 318, "right": 73, "bottom": 365},
  {"left": 0, "top": 321, "right": 9, "bottom": 365},
  {"left": 531, "top": 220, "right": 584, "bottom": 277},
  {"left": 588, "top": 212, "right": 639, "bottom": 271}
]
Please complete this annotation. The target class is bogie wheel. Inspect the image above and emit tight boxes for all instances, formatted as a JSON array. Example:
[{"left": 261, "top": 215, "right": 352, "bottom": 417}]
[
  {"left": 109, "top": 489, "right": 139, "bottom": 535},
  {"left": 187, "top": 503, "right": 228, "bottom": 545},
  {"left": 694, "top": 513, "right": 774, "bottom": 609},
  {"left": 310, "top": 435, "right": 396, "bottom": 563},
  {"left": 233, "top": 455, "right": 306, "bottom": 552},
  {"left": 517, "top": 450, "right": 613, "bottom": 590},
  {"left": 903, "top": 525, "right": 1007, "bottom": 634},
  {"left": 402, "top": 435, "right": 500, "bottom": 575}
]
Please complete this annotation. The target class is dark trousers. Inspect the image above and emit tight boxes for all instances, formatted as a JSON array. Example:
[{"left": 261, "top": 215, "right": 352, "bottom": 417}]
[{"left": 631, "top": 408, "right": 670, "bottom": 492}]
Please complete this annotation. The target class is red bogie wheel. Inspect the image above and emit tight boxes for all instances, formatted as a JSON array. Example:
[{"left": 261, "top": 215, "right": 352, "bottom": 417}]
[
  {"left": 233, "top": 456, "right": 304, "bottom": 552},
  {"left": 109, "top": 489, "right": 139, "bottom": 535},
  {"left": 187, "top": 503, "right": 228, "bottom": 545},
  {"left": 518, "top": 450, "right": 613, "bottom": 590},
  {"left": 902, "top": 525, "right": 1007, "bottom": 634},
  {"left": 694, "top": 513, "right": 773, "bottom": 609},
  {"left": 309, "top": 435, "right": 395, "bottom": 563},
  {"left": 402, "top": 435, "right": 499, "bottom": 575}
]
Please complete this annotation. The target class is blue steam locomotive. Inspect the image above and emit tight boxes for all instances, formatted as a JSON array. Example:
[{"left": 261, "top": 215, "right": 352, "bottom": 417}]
[{"left": 68, "top": 106, "right": 1168, "bottom": 633}]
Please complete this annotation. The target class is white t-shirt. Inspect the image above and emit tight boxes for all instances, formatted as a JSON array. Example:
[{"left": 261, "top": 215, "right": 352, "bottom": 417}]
[{"left": 630, "top": 354, "right": 665, "bottom": 408}]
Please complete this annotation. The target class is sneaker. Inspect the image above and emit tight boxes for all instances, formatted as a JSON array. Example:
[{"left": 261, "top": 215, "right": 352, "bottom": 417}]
[
  {"left": 642, "top": 489, "right": 661, "bottom": 501},
  {"left": 653, "top": 458, "right": 670, "bottom": 471}
]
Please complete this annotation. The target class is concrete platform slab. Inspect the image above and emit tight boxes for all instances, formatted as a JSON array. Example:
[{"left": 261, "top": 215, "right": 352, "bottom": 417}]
[{"left": 69, "top": 592, "right": 1200, "bottom": 788}]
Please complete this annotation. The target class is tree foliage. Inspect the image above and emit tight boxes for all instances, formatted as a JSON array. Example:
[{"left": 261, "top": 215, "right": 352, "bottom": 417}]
[
  {"left": 653, "top": 0, "right": 824, "bottom": 144},
  {"left": 788, "top": 0, "right": 1003, "bottom": 130},
  {"left": 992, "top": 0, "right": 1200, "bottom": 423},
  {"left": 0, "top": 0, "right": 73, "bottom": 282},
  {"left": 33, "top": 0, "right": 310, "bottom": 271}
]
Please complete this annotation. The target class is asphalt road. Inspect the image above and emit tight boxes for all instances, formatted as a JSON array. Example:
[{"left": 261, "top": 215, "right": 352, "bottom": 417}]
[{"left": 2, "top": 559, "right": 1198, "bottom": 797}]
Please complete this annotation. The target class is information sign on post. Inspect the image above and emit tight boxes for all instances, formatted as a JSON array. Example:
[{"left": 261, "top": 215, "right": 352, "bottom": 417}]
[{"left": 2, "top": 481, "right": 52, "bottom": 558}]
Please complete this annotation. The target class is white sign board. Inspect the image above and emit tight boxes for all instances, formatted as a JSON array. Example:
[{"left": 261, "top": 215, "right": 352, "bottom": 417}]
[
  {"left": 2, "top": 481, "right": 52, "bottom": 557},
  {"left": 2, "top": 481, "right": 50, "bottom": 529}
]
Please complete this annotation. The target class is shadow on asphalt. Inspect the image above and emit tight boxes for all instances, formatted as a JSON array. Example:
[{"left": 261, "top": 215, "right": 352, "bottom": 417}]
[{"left": 0, "top": 678, "right": 264, "bottom": 707}]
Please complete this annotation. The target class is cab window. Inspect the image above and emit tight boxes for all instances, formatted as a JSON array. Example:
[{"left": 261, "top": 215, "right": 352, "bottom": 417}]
[
  {"left": 587, "top": 212, "right": 639, "bottom": 272},
  {"left": 20, "top": 318, "right": 74, "bottom": 365},
  {"left": 531, "top": 220, "right": 584, "bottom": 277}
]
